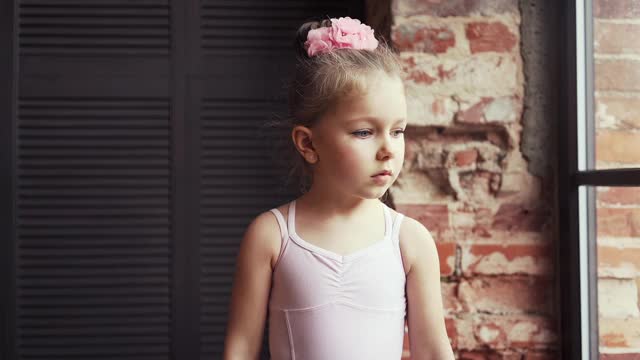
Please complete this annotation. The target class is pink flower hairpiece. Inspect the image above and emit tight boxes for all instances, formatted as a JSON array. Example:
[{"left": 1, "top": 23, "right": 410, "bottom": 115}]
[{"left": 304, "top": 17, "right": 379, "bottom": 57}]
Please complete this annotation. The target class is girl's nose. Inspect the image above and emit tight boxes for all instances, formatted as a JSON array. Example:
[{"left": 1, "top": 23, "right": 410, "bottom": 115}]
[{"left": 376, "top": 143, "right": 394, "bottom": 160}]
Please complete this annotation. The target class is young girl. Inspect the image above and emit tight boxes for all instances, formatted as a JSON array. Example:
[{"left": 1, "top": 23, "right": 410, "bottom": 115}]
[{"left": 223, "top": 17, "right": 454, "bottom": 360}]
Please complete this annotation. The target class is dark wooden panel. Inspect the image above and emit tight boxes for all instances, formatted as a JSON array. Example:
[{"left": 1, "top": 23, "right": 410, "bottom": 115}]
[{"left": 16, "top": 97, "right": 172, "bottom": 360}]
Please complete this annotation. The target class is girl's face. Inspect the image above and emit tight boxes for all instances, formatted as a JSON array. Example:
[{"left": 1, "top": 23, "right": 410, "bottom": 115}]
[{"left": 310, "top": 72, "right": 407, "bottom": 200}]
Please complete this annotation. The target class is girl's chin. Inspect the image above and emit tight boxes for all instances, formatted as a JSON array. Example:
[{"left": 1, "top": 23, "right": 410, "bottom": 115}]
[{"left": 358, "top": 187, "right": 389, "bottom": 200}]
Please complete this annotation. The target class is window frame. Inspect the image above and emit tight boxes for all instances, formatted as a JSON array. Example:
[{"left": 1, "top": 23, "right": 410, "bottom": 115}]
[{"left": 559, "top": 0, "right": 640, "bottom": 359}]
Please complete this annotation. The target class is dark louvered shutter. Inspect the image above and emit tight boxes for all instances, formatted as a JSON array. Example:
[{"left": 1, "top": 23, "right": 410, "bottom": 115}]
[
  {"left": 1, "top": 1, "right": 363, "bottom": 359},
  {"left": 13, "top": 1, "right": 173, "bottom": 359},
  {"left": 198, "top": 3, "right": 364, "bottom": 358}
]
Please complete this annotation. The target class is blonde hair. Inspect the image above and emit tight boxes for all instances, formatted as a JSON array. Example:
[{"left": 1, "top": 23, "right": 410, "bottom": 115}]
[{"left": 268, "top": 19, "right": 404, "bottom": 196}]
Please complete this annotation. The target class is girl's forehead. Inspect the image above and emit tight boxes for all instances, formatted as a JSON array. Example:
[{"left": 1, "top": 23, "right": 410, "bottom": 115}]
[{"left": 331, "top": 77, "right": 406, "bottom": 123}]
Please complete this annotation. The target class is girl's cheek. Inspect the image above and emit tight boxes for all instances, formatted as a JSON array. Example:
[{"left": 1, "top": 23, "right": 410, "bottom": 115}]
[{"left": 335, "top": 144, "right": 365, "bottom": 168}]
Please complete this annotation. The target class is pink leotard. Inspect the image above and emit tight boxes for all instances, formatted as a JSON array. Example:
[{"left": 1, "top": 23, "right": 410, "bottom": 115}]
[{"left": 267, "top": 199, "right": 407, "bottom": 360}]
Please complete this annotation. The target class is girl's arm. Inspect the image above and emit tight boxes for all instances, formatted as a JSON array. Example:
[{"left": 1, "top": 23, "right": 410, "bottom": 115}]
[
  {"left": 223, "top": 212, "right": 280, "bottom": 360},
  {"left": 401, "top": 218, "right": 456, "bottom": 360}
]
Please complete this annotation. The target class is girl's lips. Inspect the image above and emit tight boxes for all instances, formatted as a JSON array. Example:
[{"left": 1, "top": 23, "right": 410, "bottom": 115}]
[{"left": 371, "top": 173, "right": 392, "bottom": 185}]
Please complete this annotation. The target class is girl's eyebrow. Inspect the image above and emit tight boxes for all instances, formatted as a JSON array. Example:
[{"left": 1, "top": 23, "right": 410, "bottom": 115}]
[{"left": 346, "top": 116, "right": 407, "bottom": 124}]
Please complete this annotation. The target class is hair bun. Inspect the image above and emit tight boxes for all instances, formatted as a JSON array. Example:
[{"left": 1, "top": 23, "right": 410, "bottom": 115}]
[{"left": 294, "top": 18, "right": 332, "bottom": 59}]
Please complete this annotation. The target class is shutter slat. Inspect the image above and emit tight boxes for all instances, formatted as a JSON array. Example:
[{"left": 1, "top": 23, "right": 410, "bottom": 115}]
[{"left": 19, "top": 288, "right": 169, "bottom": 297}]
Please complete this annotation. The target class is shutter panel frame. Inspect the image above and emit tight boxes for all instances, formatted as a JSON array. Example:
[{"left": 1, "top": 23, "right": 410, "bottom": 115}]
[{"left": 1, "top": 0, "right": 19, "bottom": 358}]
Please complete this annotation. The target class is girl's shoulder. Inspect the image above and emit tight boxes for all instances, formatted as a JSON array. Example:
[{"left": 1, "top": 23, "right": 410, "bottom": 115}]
[
  {"left": 397, "top": 212, "right": 436, "bottom": 276},
  {"left": 241, "top": 204, "right": 289, "bottom": 270},
  {"left": 274, "top": 202, "right": 290, "bottom": 219}
]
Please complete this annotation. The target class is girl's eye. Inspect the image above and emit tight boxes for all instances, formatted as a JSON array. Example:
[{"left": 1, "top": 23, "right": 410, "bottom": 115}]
[
  {"left": 352, "top": 129, "right": 405, "bottom": 138},
  {"left": 352, "top": 130, "right": 372, "bottom": 137}
]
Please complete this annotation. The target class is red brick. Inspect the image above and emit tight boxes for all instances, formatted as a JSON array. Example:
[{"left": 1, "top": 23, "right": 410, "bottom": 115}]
[
  {"left": 447, "top": 315, "right": 476, "bottom": 350},
  {"left": 402, "top": 54, "right": 417, "bottom": 68},
  {"left": 599, "top": 317, "right": 640, "bottom": 348},
  {"left": 461, "top": 243, "right": 553, "bottom": 276},
  {"left": 595, "top": 96, "right": 640, "bottom": 130},
  {"left": 458, "top": 276, "right": 554, "bottom": 315},
  {"left": 598, "top": 187, "right": 640, "bottom": 206},
  {"left": 406, "top": 315, "right": 459, "bottom": 353},
  {"left": 406, "top": 68, "right": 438, "bottom": 84},
  {"left": 456, "top": 97, "right": 493, "bottom": 123},
  {"left": 492, "top": 204, "right": 551, "bottom": 232},
  {"left": 417, "top": 142, "right": 447, "bottom": 167},
  {"left": 475, "top": 207, "right": 494, "bottom": 225},
  {"left": 473, "top": 314, "right": 557, "bottom": 350},
  {"left": 459, "top": 349, "right": 523, "bottom": 359},
  {"left": 596, "top": 130, "right": 640, "bottom": 164},
  {"left": 524, "top": 350, "right": 560, "bottom": 360},
  {"left": 393, "top": 0, "right": 517, "bottom": 17},
  {"left": 401, "top": 56, "right": 459, "bottom": 85},
  {"left": 400, "top": 52, "right": 521, "bottom": 96},
  {"left": 489, "top": 173, "right": 503, "bottom": 194},
  {"left": 598, "top": 244, "right": 640, "bottom": 277},
  {"left": 393, "top": 23, "right": 456, "bottom": 54},
  {"left": 458, "top": 171, "right": 496, "bottom": 204},
  {"left": 466, "top": 22, "right": 517, "bottom": 54},
  {"left": 396, "top": 204, "right": 450, "bottom": 232},
  {"left": 595, "top": 0, "right": 640, "bottom": 18},
  {"left": 464, "top": 207, "right": 495, "bottom": 237},
  {"left": 431, "top": 96, "right": 451, "bottom": 117},
  {"left": 456, "top": 96, "right": 520, "bottom": 124},
  {"left": 597, "top": 208, "right": 640, "bottom": 237},
  {"left": 471, "top": 226, "right": 492, "bottom": 238},
  {"left": 450, "top": 208, "right": 476, "bottom": 230},
  {"left": 595, "top": 21, "right": 640, "bottom": 55},
  {"left": 455, "top": 149, "right": 479, "bottom": 166},
  {"left": 443, "top": 282, "right": 467, "bottom": 313},
  {"left": 601, "top": 353, "right": 640, "bottom": 360},
  {"left": 404, "top": 138, "right": 419, "bottom": 163},
  {"left": 445, "top": 316, "right": 458, "bottom": 348},
  {"left": 595, "top": 59, "right": 640, "bottom": 91},
  {"left": 598, "top": 278, "right": 639, "bottom": 318},
  {"left": 437, "top": 64, "right": 455, "bottom": 80},
  {"left": 404, "top": 93, "right": 458, "bottom": 126},
  {"left": 602, "top": 332, "right": 629, "bottom": 347},
  {"left": 436, "top": 242, "right": 458, "bottom": 276},
  {"left": 487, "top": 130, "right": 510, "bottom": 148}
]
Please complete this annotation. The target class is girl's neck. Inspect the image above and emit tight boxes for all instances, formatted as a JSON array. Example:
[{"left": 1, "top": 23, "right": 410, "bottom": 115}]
[{"left": 297, "top": 183, "right": 380, "bottom": 219}]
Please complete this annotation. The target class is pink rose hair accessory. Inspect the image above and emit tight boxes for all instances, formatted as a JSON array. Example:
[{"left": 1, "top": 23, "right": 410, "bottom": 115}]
[{"left": 304, "top": 17, "right": 379, "bottom": 57}]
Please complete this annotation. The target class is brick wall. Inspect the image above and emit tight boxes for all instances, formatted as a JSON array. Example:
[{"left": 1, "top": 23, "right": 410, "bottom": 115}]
[
  {"left": 594, "top": 0, "right": 640, "bottom": 357},
  {"left": 388, "top": 0, "right": 558, "bottom": 358}
]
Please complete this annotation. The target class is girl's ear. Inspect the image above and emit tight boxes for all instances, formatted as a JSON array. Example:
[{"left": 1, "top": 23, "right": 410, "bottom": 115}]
[{"left": 291, "top": 125, "right": 318, "bottom": 164}]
